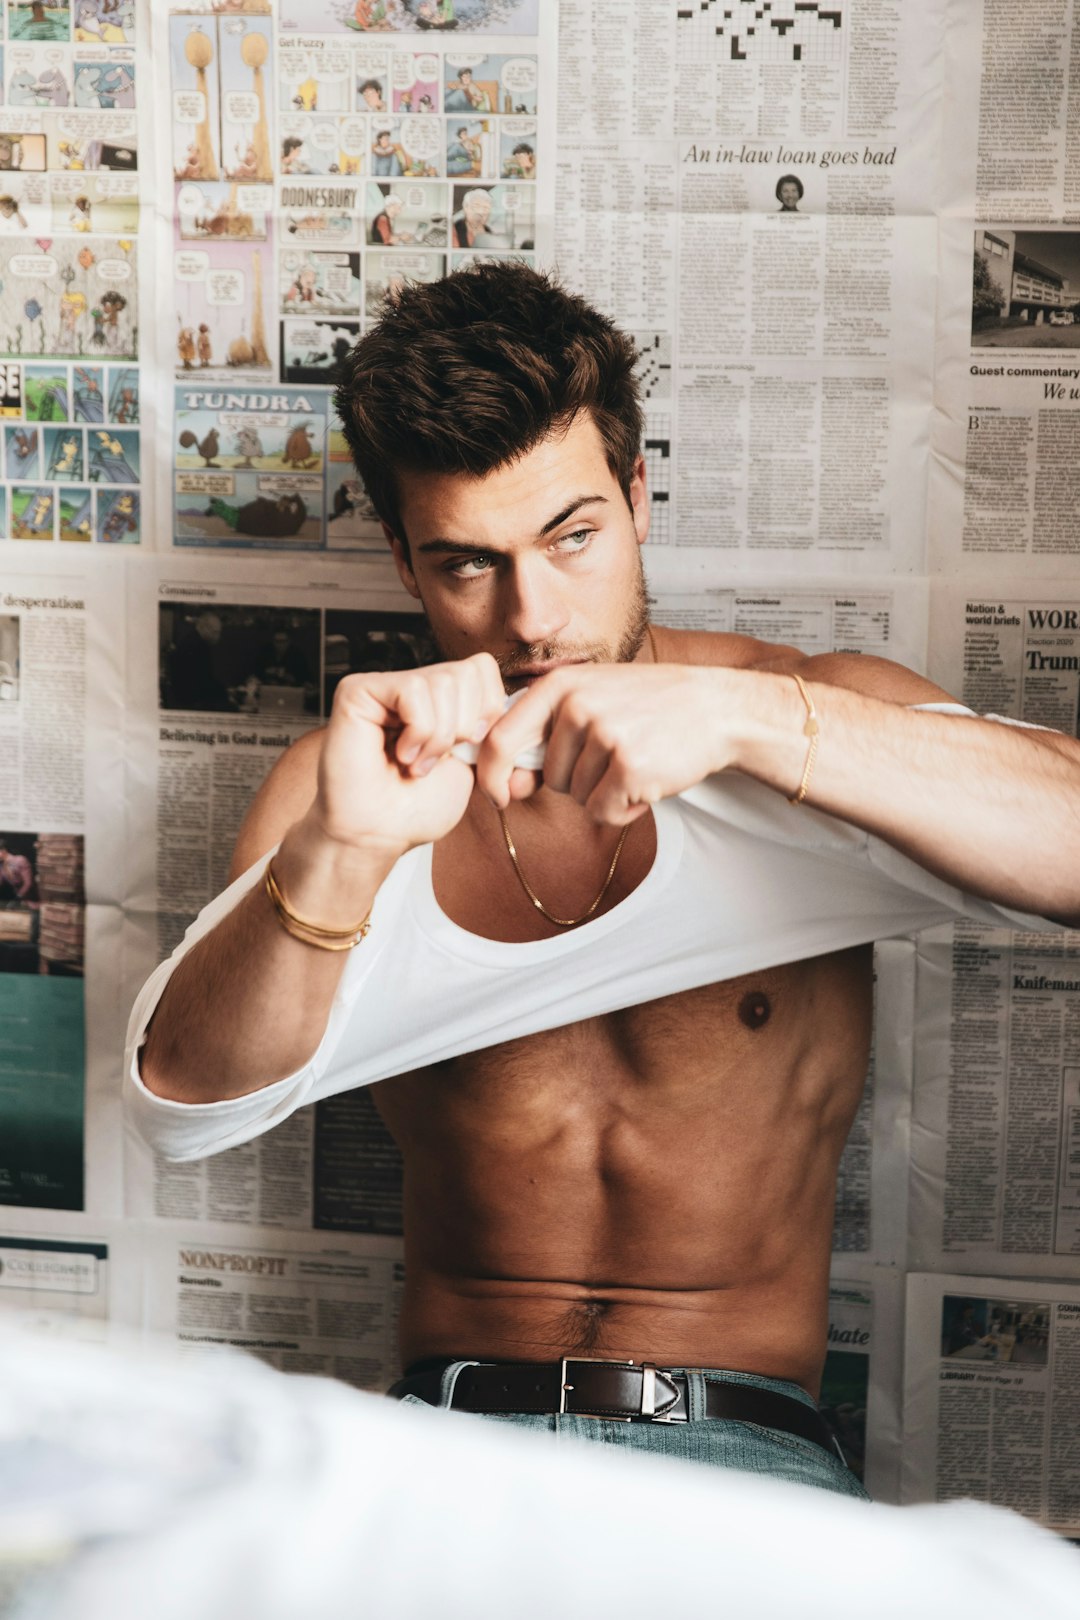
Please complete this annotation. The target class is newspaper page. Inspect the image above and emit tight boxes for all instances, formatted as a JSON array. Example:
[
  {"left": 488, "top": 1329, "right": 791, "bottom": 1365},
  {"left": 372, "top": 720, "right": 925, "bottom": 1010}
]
[
  {"left": 122, "top": 550, "right": 424, "bottom": 1229},
  {"left": 825, "top": 1262, "right": 904, "bottom": 1503},
  {"left": 553, "top": 0, "right": 943, "bottom": 574},
  {"left": 909, "top": 581, "right": 1080, "bottom": 1270},
  {"left": 0, "top": 548, "right": 127, "bottom": 1227},
  {"left": 928, "top": 577, "right": 1080, "bottom": 736},
  {"left": 904, "top": 1271, "right": 1080, "bottom": 1534},
  {"left": 139, "top": 1223, "right": 405, "bottom": 1391},
  {"left": 0, "top": 0, "right": 150, "bottom": 549},
  {"left": 932, "top": 3, "right": 1080, "bottom": 575},
  {"left": 939, "top": 0, "right": 1080, "bottom": 225},
  {"left": 909, "top": 918, "right": 1080, "bottom": 1276},
  {"left": 646, "top": 561, "right": 929, "bottom": 672},
  {"left": 157, "top": 0, "right": 556, "bottom": 553},
  {"left": 932, "top": 218, "right": 1080, "bottom": 577}
]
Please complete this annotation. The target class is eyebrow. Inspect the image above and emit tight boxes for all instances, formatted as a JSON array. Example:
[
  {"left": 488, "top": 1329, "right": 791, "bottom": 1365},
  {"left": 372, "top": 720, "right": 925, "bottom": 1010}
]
[{"left": 415, "top": 494, "right": 609, "bottom": 555}]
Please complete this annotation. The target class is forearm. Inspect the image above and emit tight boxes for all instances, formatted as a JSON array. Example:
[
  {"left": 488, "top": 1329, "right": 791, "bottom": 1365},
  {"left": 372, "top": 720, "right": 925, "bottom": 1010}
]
[
  {"left": 139, "top": 818, "right": 396, "bottom": 1105},
  {"left": 730, "top": 674, "right": 1080, "bottom": 922}
]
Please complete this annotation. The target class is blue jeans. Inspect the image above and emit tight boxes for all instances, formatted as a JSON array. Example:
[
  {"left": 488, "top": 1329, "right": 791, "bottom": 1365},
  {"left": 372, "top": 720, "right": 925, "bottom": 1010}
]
[{"left": 398, "top": 1362, "right": 870, "bottom": 1500}]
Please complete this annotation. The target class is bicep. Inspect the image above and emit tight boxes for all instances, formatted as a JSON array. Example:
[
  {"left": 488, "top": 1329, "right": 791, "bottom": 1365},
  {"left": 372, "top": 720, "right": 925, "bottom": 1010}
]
[{"left": 227, "top": 728, "right": 324, "bottom": 882}]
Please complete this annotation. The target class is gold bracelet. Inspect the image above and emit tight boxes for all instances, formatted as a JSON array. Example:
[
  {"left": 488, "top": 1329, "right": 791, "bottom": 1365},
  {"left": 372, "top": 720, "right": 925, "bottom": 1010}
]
[
  {"left": 272, "top": 910, "right": 372, "bottom": 951},
  {"left": 264, "top": 860, "right": 372, "bottom": 951},
  {"left": 788, "top": 673, "right": 819, "bottom": 805}
]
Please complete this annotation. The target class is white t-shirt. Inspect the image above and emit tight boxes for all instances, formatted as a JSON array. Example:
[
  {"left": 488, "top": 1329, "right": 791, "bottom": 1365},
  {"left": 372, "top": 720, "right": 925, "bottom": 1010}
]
[{"left": 125, "top": 708, "right": 1050, "bottom": 1163}]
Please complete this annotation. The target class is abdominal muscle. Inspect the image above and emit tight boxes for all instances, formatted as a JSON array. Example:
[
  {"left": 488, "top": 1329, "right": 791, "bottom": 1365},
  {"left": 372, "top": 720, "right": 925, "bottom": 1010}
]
[{"left": 372, "top": 945, "right": 874, "bottom": 1397}]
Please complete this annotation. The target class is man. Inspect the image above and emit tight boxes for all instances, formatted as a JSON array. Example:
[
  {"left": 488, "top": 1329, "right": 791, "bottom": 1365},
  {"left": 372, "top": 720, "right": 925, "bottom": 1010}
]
[
  {"left": 503, "top": 141, "right": 535, "bottom": 179},
  {"left": 371, "top": 129, "right": 404, "bottom": 177},
  {"left": 452, "top": 186, "right": 492, "bottom": 247},
  {"left": 358, "top": 77, "right": 386, "bottom": 112},
  {"left": 370, "top": 192, "right": 410, "bottom": 246},
  {"left": 447, "top": 125, "right": 479, "bottom": 176},
  {"left": 255, "top": 627, "right": 312, "bottom": 689},
  {"left": 165, "top": 610, "right": 229, "bottom": 712},
  {"left": 446, "top": 66, "right": 490, "bottom": 113},
  {"left": 128, "top": 263, "right": 1080, "bottom": 1499}
]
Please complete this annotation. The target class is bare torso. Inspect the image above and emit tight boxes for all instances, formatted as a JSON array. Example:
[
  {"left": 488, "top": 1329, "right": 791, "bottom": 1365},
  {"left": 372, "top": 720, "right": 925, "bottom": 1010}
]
[{"left": 371, "top": 629, "right": 876, "bottom": 1395}]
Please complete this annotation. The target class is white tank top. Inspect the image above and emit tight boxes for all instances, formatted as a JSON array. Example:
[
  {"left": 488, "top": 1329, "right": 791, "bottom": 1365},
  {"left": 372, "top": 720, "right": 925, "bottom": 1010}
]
[{"left": 126, "top": 717, "right": 1044, "bottom": 1163}]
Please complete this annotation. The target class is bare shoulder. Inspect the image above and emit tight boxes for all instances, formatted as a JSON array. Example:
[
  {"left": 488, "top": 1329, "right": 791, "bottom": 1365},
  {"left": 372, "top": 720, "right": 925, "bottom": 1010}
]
[
  {"left": 228, "top": 726, "right": 326, "bottom": 882},
  {"left": 651, "top": 623, "right": 802, "bottom": 671},
  {"left": 650, "top": 622, "right": 956, "bottom": 705},
  {"left": 794, "top": 650, "right": 955, "bottom": 705}
]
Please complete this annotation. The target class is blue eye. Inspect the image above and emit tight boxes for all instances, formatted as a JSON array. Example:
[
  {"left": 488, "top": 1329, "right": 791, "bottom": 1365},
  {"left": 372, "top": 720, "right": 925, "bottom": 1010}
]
[{"left": 556, "top": 529, "right": 592, "bottom": 552}]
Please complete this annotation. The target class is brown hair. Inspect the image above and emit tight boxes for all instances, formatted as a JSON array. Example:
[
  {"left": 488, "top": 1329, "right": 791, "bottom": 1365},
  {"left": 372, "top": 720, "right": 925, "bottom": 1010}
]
[{"left": 333, "top": 260, "right": 643, "bottom": 551}]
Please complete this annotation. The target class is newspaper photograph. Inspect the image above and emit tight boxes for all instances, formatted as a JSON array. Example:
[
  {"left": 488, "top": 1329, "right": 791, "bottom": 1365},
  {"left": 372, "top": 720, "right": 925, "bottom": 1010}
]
[
  {"left": 0, "top": 1233, "right": 110, "bottom": 1334},
  {"left": 904, "top": 1272, "right": 1080, "bottom": 1535}
]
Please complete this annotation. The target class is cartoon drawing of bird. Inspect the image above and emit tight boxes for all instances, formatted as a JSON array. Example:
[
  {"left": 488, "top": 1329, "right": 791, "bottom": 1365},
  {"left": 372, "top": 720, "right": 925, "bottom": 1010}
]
[{"left": 179, "top": 426, "right": 220, "bottom": 467}]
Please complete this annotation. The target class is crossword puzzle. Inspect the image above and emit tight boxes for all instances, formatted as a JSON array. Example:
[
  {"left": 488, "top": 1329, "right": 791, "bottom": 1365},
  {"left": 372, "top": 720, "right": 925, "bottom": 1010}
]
[
  {"left": 632, "top": 332, "right": 672, "bottom": 401},
  {"left": 643, "top": 414, "right": 671, "bottom": 545},
  {"left": 675, "top": 0, "right": 845, "bottom": 64}
]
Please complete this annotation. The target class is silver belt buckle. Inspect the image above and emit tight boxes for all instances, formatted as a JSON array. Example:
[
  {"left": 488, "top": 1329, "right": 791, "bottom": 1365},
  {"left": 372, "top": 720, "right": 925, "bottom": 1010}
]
[{"left": 559, "top": 1356, "right": 680, "bottom": 1422}]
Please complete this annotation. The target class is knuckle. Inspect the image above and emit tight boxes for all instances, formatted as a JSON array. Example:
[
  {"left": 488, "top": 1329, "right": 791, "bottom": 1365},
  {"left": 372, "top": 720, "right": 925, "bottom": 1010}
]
[{"left": 563, "top": 694, "right": 592, "bottom": 729}]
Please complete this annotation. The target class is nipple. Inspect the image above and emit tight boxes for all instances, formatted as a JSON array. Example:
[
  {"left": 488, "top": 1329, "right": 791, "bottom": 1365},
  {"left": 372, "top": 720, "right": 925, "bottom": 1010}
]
[{"left": 739, "top": 991, "right": 771, "bottom": 1031}]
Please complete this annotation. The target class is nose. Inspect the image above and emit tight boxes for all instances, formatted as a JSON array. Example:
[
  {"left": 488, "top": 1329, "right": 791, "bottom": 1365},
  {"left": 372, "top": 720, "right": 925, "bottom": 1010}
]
[{"left": 501, "top": 558, "right": 570, "bottom": 648}]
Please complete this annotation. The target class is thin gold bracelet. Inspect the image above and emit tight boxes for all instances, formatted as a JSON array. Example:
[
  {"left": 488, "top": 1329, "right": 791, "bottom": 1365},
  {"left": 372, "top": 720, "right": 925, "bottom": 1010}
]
[
  {"left": 264, "top": 860, "right": 372, "bottom": 951},
  {"left": 788, "top": 674, "right": 819, "bottom": 805},
  {"left": 272, "top": 910, "right": 371, "bottom": 951}
]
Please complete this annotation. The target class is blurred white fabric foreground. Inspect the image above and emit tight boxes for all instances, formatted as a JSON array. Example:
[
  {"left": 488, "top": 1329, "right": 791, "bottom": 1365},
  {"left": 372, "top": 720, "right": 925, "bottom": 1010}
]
[{"left": 0, "top": 1322, "right": 1076, "bottom": 1620}]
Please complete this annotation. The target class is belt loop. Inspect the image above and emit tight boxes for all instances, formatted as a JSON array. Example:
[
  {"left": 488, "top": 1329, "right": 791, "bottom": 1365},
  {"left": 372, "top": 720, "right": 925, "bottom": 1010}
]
[
  {"left": 685, "top": 1369, "right": 708, "bottom": 1422},
  {"left": 438, "top": 1359, "right": 480, "bottom": 1408}
]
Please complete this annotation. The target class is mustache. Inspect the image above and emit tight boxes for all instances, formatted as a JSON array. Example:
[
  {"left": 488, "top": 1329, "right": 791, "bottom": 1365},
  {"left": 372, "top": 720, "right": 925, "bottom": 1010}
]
[{"left": 497, "top": 644, "right": 602, "bottom": 679}]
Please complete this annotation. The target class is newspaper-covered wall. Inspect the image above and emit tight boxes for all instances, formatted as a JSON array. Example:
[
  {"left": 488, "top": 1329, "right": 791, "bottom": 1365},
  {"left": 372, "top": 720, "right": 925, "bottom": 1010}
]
[{"left": 0, "top": 0, "right": 1078, "bottom": 1527}]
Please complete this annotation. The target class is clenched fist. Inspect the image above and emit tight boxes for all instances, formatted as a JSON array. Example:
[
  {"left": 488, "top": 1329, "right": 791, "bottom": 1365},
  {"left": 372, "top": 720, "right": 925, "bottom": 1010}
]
[{"left": 313, "top": 652, "right": 506, "bottom": 857}]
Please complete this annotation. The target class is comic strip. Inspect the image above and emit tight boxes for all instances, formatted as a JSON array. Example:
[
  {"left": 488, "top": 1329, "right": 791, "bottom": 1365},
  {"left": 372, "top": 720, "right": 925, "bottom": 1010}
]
[
  {"left": 278, "top": 1, "right": 540, "bottom": 37},
  {"left": 0, "top": 0, "right": 141, "bottom": 542},
  {"left": 161, "top": 0, "right": 543, "bottom": 549},
  {"left": 173, "top": 383, "right": 326, "bottom": 550}
]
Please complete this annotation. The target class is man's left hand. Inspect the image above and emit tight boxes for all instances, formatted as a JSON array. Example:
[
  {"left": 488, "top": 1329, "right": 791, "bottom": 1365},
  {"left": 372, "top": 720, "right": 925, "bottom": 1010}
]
[{"left": 476, "top": 663, "right": 742, "bottom": 824}]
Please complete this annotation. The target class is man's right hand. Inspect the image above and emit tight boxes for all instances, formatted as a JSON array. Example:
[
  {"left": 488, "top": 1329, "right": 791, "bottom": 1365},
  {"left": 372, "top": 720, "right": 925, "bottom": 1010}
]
[{"left": 309, "top": 652, "right": 506, "bottom": 859}]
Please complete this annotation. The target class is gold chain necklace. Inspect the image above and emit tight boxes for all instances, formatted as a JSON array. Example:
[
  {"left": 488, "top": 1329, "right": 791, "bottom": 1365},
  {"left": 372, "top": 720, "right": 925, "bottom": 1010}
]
[
  {"left": 496, "top": 623, "right": 658, "bottom": 929},
  {"left": 498, "top": 809, "right": 631, "bottom": 928}
]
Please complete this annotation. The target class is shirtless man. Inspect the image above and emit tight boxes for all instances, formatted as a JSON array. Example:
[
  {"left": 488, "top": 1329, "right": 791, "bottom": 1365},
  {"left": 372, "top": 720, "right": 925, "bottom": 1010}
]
[{"left": 131, "top": 263, "right": 1080, "bottom": 1498}]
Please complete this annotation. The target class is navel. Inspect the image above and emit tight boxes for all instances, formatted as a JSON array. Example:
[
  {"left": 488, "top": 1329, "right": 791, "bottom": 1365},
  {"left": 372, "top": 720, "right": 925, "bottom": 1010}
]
[{"left": 739, "top": 990, "right": 772, "bottom": 1030}]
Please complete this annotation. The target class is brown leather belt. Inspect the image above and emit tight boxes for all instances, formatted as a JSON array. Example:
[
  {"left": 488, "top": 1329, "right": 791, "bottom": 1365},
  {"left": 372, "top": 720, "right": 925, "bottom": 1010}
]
[{"left": 389, "top": 1357, "right": 842, "bottom": 1458}]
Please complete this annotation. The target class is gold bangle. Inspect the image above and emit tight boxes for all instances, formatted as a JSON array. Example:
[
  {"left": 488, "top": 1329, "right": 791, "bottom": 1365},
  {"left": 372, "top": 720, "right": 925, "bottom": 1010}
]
[
  {"left": 272, "top": 911, "right": 371, "bottom": 952},
  {"left": 788, "top": 673, "right": 819, "bottom": 805},
  {"left": 264, "top": 860, "right": 372, "bottom": 951}
]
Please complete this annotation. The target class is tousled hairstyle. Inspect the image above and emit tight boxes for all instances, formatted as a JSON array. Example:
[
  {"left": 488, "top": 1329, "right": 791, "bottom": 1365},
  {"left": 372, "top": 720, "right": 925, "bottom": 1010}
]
[{"left": 333, "top": 260, "right": 643, "bottom": 553}]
